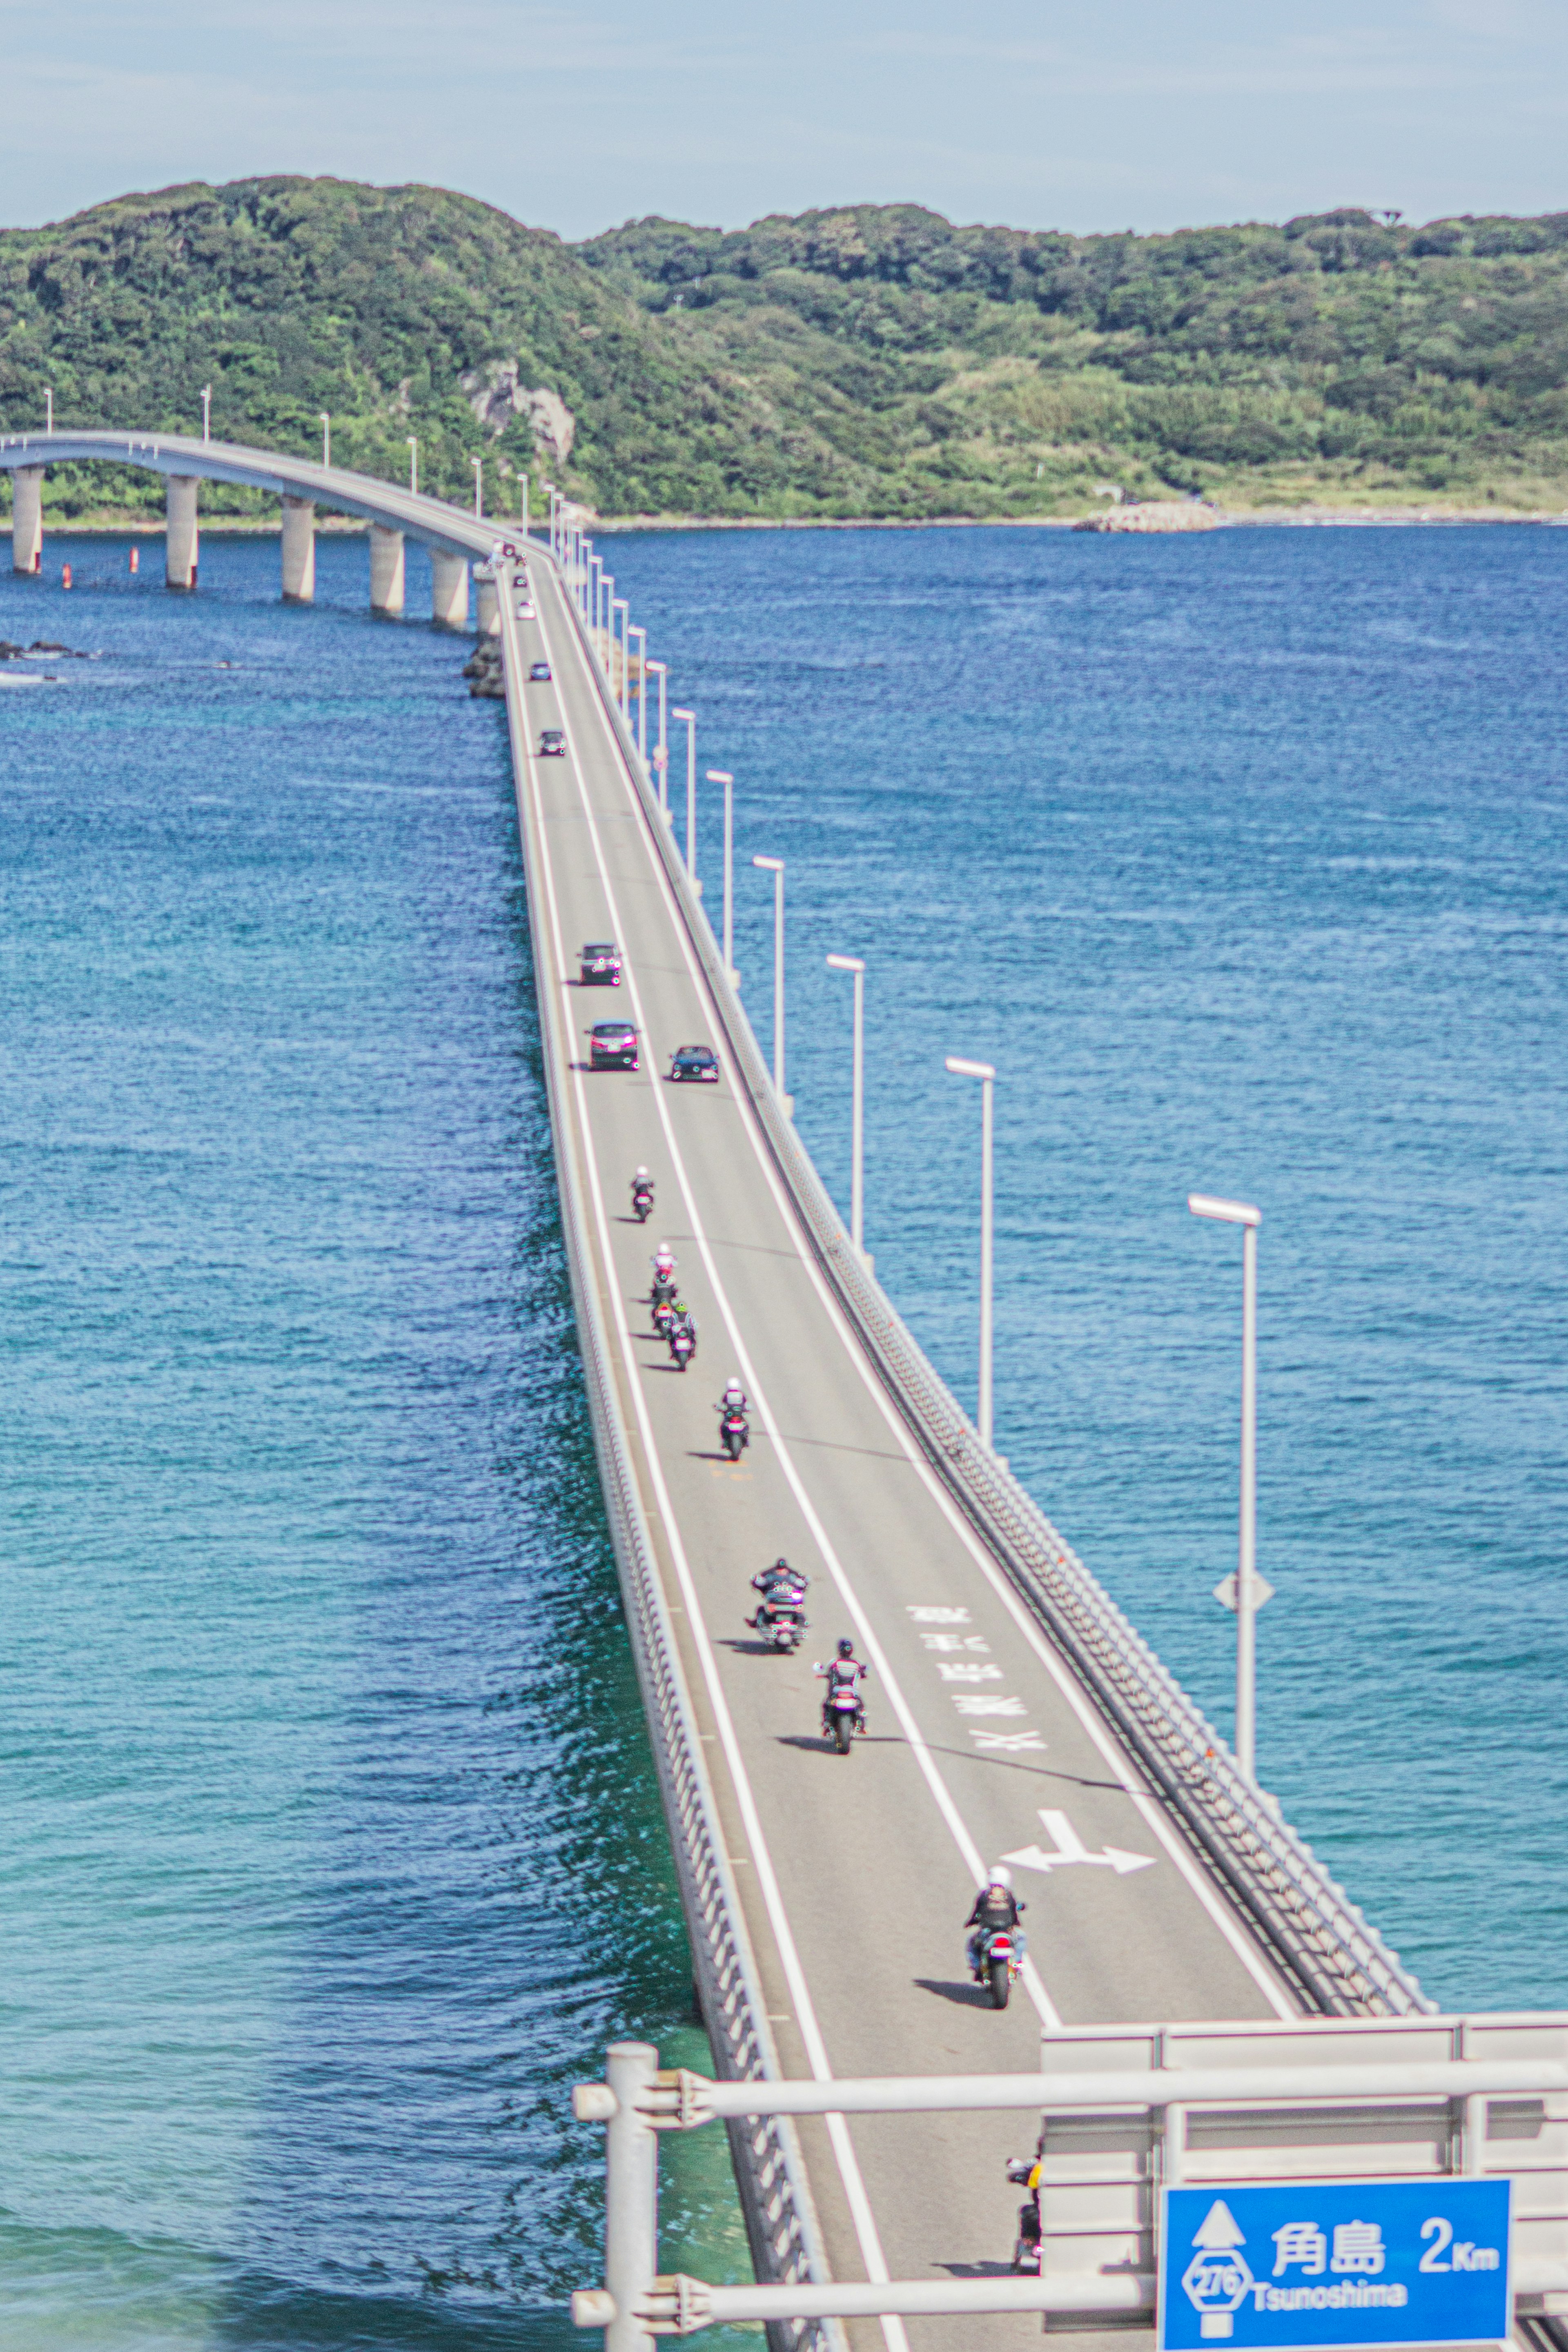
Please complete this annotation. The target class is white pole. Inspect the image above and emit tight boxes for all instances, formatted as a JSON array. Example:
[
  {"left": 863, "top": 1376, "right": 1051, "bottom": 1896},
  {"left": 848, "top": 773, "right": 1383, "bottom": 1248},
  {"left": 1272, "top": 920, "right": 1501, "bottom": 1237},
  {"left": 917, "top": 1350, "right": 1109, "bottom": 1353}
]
[
  {"left": 45, "top": 387, "right": 53, "bottom": 433},
  {"left": 1187, "top": 1192, "right": 1264, "bottom": 1781},
  {"left": 320, "top": 412, "right": 330, "bottom": 469},
  {"left": 646, "top": 663, "right": 668, "bottom": 811},
  {"left": 946, "top": 1058, "right": 998, "bottom": 1446},
  {"left": 522, "top": 473, "right": 529, "bottom": 539},
  {"left": 673, "top": 709, "right": 697, "bottom": 875},
  {"left": 472, "top": 456, "right": 483, "bottom": 518},
  {"left": 708, "top": 773, "right": 735, "bottom": 976},
  {"left": 408, "top": 437, "right": 418, "bottom": 495},
  {"left": 827, "top": 956, "right": 866, "bottom": 1250},
  {"left": 630, "top": 627, "right": 647, "bottom": 760},
  {"left": 753, "top": 857, "right": 786, "bottom": 1096},
  {"left": 604, "top": 2043, "right": 659, "bottom": 2352},
  {"left": 1238, "top": 1219, "right": 1258, "bottom": 1779},
  {"left": 201, "top": 385, "right": 212, "bottom": 444}
]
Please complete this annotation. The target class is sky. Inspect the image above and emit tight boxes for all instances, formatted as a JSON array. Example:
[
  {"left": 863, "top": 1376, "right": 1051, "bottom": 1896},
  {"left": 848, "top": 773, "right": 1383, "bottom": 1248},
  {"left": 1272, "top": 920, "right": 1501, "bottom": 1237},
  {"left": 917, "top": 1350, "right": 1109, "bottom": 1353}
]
[{"left": 3, "top": 0, "right": 1566, "bottom": 242}]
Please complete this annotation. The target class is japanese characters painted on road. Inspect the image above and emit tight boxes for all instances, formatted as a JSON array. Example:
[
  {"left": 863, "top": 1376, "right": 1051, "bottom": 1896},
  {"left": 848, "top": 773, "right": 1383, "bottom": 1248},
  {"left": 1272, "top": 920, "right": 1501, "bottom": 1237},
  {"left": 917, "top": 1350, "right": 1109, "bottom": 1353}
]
[{"left": 1159, "top": 2181, "right": 1511, "bottom": 2352}]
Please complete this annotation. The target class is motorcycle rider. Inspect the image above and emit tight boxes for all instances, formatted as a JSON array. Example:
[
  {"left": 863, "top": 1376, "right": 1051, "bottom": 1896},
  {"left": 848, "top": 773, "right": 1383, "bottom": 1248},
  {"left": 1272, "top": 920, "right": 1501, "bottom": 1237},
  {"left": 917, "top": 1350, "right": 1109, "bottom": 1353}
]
[
  {"left": 631, "top": 1166, "right": 655, "bottom": 1215},
  {"left": 720, "top": 1375, "right": 748, "bottom": 1416},
  {"left": 650, "top": 1246, "right": 679, "bottom": 1313},
  {"left": 1004, "top": 2149, "right": 1044, "bottom": 2272},
  {"left": 668, "top": 1299, "right": 697, "bottom": 1359},
  {"left": 965, "top": 1865, "right": 1027, "bottom": 1977},
  {"left": 749, "top": 1555, "right": 806, "bottom": 1634},
  {"left": 815, "top": 1636, "right": 869, "bottom": 1736}
]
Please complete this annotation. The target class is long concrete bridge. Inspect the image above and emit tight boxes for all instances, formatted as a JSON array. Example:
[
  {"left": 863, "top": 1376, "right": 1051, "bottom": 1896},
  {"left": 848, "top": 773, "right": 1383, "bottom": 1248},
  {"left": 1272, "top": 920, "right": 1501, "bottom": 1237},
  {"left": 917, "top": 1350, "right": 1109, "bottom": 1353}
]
[{"left": 1, "top": 434, "right": 1457, "bottom": 2351}]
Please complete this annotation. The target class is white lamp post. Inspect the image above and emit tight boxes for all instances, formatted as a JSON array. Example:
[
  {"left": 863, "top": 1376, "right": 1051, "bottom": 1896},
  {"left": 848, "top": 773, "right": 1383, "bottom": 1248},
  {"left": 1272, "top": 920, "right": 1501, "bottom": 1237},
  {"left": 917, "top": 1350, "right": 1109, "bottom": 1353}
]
[
  {"left": 1187, "top": 1192, "right": 1267, "bottom": 1782},
  {"left": 708, "top": 771, "right": 735, "bottom": 980},
  {"left": 320, "top": 412, "right": 331, "bottom": 470},
  {"left": 753, "top": 856, "right": 787, "bottom": 1102},
  {"left": 945, "top": 1057, "right": 997, "bottom": 1447},
  {"left": 630, "top": 626, "right": 647, "bottom": 760},
  {"left": 407, "top": 437, "right": 419, "bottom": 495},
  {"left": 45, "top": 387, "right": 53, "bottom": 433},
  {"left": 602, "top": 572, "right": 615, "bottom": 666},
  {"left": 201, "top": 385, "right": 212, "bottom": 444},
  {"left": 472, "top": 457, "right": 483, "bottom": 518},
  {"left": 646, "top": 661, "right": 669, "bottom": 812},
  {"left": 613, "top": 597, "right": 630, "bottom": 716},
  {"left": 673, "top": 708, "right": 697, "bottom": 876},
  {"left": 827, "top": 955, "right": 866, "bottom": 1253}
]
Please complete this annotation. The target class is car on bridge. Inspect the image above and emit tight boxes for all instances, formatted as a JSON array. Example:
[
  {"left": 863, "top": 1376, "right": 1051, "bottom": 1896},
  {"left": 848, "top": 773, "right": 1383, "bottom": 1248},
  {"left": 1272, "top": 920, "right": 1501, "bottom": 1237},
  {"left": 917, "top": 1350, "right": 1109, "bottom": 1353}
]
[
  {"left": 580, "top": 942, "right": 623, "bottom": 986},
  {"left": 589, "top": 1021, "right": 639, "bottom": 1071},
  {"left": 668, "top": 1044, "right": 719, "bottom": 1084},
  {"left": 530, "top": 660, "right": 552, "bottom": 683},
  {"left": 539, "top": 728, "right": 566, "bottom": 757}
]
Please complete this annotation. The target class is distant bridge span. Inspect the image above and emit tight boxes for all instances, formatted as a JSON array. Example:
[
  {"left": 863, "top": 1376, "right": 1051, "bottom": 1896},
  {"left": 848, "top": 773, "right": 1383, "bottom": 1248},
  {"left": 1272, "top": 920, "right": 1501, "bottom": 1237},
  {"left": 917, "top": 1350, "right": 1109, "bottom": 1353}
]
[{"left": 1, "top": 427, "right": 501, "bottom": 617}]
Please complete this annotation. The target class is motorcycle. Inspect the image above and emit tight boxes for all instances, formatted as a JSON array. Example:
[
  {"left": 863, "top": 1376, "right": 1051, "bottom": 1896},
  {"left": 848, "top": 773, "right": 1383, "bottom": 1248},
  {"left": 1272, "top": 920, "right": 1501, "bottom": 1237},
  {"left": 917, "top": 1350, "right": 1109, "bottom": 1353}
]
[
  {"left": 972, "top": 1927, "right": 1022, "bottom": 2011},
  {"left": 821, "top": 1682, "right": 863, "bottom": 1755},
  {"left": 1004, "top": 2157, "right": 1042, "bottom": 2273},
  {"left": 670, "top": 1324, "right": 696, "bottom": 1372},
  {"left": 651, "top": 1297, "right": 677, "bottom": 1341},
  {"left": 632, "top": 1183, "right": 655, "bottom": 1224},
  {"left": 718, "top": 1407, "right": 749, "bottom": 1461},
  {"left": 752, "top": 1597, "right": 806, "bottom": 1653}
]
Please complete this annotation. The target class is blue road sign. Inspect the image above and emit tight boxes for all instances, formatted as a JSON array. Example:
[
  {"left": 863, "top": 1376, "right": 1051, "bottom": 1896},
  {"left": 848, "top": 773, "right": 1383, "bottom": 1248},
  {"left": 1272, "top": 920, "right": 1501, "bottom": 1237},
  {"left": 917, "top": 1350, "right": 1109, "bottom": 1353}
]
[{"left": 1159, "top": 2179, "right": 1511, "bottom": 2351}]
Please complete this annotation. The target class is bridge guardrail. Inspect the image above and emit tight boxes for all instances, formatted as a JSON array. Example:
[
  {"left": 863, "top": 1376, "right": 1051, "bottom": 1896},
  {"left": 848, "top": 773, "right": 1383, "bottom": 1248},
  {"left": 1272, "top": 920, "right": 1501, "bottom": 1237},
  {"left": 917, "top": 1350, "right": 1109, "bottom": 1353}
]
[
  {"left": 550, "top": 538, "right": 1435, "bottom": 2027},
  {"left": 498, "top": 583, "right": 841, "bottom": 2352}
]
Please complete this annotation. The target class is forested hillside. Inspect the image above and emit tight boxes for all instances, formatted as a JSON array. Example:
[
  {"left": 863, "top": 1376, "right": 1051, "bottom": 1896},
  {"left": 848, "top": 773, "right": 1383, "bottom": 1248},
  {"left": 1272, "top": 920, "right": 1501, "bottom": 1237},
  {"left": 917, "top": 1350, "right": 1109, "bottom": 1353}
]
[{"left": 4, "top": 176, "right": 1568, "bottom": 521}]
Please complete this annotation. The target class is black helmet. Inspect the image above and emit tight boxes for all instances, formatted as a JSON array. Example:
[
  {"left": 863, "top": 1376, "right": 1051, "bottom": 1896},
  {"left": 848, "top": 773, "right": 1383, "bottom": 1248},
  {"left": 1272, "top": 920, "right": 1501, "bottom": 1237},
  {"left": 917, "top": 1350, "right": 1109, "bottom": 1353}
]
[
  {"left": 837, "top": 1637, "right": 854, "bottom": 1659},
  {"left": 774, "top": 1556, "right": 790, "bottom": 1570}
]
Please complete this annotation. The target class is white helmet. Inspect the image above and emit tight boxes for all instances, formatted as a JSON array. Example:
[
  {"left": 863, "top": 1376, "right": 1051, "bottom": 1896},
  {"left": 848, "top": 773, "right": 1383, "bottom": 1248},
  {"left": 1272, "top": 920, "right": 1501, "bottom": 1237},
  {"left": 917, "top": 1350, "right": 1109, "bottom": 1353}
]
[
  {"left": 988, "top": 1865, "right": 1013, "bottom": 1891},
  {"left": 636, "top": 1165, "right": 650, "bottom": 1179}
]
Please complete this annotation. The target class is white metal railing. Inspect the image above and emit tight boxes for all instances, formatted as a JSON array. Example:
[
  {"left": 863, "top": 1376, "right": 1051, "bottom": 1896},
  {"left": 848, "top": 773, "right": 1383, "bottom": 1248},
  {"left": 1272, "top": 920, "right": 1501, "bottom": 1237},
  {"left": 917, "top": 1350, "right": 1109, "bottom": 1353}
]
[
  {"left": 569, "top": 2040, "right": 1568, "bottom": 2340},
  {"left": 548, "top": 530, "right": 1435, "bottom": 2026}
]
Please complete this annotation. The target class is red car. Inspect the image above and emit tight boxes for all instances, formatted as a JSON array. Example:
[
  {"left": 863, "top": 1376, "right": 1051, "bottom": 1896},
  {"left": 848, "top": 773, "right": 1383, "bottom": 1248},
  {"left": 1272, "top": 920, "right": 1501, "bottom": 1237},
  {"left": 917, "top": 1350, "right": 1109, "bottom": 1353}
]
[{"left": 590, "top": 1021, "right": 639, "bottom": 1071}]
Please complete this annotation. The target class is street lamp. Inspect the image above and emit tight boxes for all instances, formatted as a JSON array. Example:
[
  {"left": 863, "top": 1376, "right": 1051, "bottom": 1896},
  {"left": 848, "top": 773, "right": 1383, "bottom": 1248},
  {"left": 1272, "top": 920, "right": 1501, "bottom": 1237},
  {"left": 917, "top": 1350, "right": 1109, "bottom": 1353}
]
[
  {"left": 629, "top": 626, "right": 647, "bottom": 760},
  {"left": 673, "top": 708, "right": 697, "bottom": 877},
  {"left": 407, "top": 438, "right": 419, "bottom": 495},
  {"left": 613, "top": 597, "right": 630, "bottom": 717},
  {"left": 320, "top": 412, "right": 331, "bottom": 470},
  {"left": 472, "top": 457, "right": 483, "bottom": 518},
  {"left": 753, "top": 856, "right": 787, "bottom": 1102},
  {"left": 708, "top": 772, "right": 735, "bottom": 980},
  {"left": 826, "top": 956, "right": 867, "bottom": 1252},
  {"left": 1187, "top": 1192, "right": 1268, "bottom": 1782},
  {"left": 945, "top": 1057, "right": 997, "bottom": 1447},
  {"left": 646, "top": 660, "right": 669, "bottom": 812},
  {"left": 201, "top": 385, "right": 212, "bottom": 444},
  {"left": 45, "top": 387, "right": 53, "bottom": 434}
]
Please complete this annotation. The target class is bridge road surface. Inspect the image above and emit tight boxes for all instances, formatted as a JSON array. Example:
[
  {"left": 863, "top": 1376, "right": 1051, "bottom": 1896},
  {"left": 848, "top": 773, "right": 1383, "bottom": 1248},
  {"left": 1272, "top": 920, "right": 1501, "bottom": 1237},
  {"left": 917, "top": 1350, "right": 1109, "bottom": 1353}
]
[{"left": 502, "top": 561, "right": 1302, "bottom": 2352}]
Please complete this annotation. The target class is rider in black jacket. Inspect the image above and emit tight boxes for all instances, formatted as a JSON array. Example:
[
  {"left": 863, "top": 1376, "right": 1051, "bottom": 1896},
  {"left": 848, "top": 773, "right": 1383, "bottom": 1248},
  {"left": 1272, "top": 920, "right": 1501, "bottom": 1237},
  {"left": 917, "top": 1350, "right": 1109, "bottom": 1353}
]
[{"left": 965, "top": 1866, "right": 1027, "bottom": 1972}]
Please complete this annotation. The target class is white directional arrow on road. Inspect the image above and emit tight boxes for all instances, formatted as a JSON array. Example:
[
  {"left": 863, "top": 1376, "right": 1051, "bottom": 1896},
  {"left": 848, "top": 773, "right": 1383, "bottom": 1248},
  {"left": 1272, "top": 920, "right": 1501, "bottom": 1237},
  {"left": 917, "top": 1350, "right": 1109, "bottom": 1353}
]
[{"left": 1002, "top": 1808, "right": 1155, "bottom": 1877}]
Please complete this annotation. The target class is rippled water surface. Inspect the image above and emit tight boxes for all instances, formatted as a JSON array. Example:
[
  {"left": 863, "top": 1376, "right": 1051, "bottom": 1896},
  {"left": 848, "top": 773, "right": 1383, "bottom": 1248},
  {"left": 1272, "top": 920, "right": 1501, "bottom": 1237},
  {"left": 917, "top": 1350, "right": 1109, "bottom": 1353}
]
[{"left": 1, "top": 518, "right": 1564, "bottom": 2346}]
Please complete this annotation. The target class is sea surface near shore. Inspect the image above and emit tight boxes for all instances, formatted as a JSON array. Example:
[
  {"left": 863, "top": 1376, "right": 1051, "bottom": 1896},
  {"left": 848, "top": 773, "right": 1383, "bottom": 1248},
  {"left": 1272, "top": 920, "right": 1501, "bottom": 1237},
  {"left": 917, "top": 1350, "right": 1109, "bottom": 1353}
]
[{"left": 0, "top": 521, "right": 1563, "bottom": 2348}]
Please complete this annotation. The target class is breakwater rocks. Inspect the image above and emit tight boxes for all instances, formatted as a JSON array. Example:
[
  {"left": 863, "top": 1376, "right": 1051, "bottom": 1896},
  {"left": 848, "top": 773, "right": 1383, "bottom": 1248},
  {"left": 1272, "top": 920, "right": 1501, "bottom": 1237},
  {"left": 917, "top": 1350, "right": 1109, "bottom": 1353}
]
[
  {"left": 463, "top": 643, "right": 505, "bottom": 699},
  {"left": 1074, "top": 502, "right": 1221, "bottom": 533}
]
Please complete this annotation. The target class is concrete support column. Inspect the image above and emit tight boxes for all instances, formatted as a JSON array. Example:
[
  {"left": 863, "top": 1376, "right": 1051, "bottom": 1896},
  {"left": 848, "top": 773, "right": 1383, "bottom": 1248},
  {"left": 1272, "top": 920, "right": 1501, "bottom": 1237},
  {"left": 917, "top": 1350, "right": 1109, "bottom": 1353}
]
[
  {"left": 11, "top": 466, "right": 44, "bottom": 575},
  {"left": 166, "top": 474, "right": 199, "bottom": 590},
  {"left": 476, "top": 576, "right": 500, "bottom": 637},
  {"left": 370, "top": 524, "right": 405, "bottom": 617},
  {"left": 281, "top": 497, "right": 316, "bottom": 603},
  {"left": 431, "top": 551, "right": 468, "bottom": 630}
]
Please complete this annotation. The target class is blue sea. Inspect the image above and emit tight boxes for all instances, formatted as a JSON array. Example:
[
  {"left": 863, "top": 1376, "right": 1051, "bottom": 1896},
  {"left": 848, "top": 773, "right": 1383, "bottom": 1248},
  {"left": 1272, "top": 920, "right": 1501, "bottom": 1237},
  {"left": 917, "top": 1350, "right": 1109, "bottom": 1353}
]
[{"left": 0, "top": 517, "right": 1563, "bottom": 2345}]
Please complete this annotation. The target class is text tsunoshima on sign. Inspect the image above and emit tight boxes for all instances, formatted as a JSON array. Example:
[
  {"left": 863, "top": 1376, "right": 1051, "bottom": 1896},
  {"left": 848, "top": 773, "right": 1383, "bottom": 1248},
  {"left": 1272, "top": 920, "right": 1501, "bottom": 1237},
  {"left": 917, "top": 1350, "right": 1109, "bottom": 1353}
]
[{"left": 1159, "top": 2180, "right": 1512, "bottom": 2351}]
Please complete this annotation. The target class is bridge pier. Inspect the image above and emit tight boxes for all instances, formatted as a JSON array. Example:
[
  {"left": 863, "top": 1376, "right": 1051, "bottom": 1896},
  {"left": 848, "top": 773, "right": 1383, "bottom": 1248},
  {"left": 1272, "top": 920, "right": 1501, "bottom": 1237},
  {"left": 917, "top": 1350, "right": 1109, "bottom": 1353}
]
[
  {"left": 11, "top": 465, "right": 44, "bottom": 575},
  {"left": 476, "top": 576, "right": 501, "bottom": 637},
  {"left": 165, "top": 475, "right": 199, "bottom": 590},
  {"left": 431, "top": 551, "right": 468, "bottom": 630},
  {"left": 281, "top": 497, "right": 315, "bottom": 603},
  {"left": 369, "top": 524, "right": 405, "bottom": 617}
]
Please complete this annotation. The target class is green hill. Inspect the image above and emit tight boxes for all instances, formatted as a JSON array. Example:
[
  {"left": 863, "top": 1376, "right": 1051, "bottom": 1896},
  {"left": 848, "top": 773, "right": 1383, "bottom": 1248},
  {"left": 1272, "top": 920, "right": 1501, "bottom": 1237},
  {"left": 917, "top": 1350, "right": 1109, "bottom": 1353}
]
[{"left": 4, "top": 177, "right": 1568, "bottom": 522}]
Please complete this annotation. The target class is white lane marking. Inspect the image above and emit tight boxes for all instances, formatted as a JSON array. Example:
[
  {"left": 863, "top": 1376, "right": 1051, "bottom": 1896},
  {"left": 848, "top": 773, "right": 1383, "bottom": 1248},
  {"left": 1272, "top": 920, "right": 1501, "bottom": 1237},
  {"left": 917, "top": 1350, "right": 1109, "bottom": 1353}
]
[
  {"left": 907, "top": 1606, "right": 970, "bottom": 1624},
  {"left": 971, "top": 1731, "right": 1048, "bottom": 1754},
  {"left": 953, "top": 1695, "right": 1029, "bottom": 1717},
  {"left": 508, "top": 588, "right": 908, "bottom": 2348},
  {"left": 1004, "top": 1809, "right": 1156, "bottom": 1878},
  {"left": 565, "top": 642, "right": 1300, "bottom": 2018},
  {"left": 533, "top": 578, "right": 1063, "bottom": 2042}
]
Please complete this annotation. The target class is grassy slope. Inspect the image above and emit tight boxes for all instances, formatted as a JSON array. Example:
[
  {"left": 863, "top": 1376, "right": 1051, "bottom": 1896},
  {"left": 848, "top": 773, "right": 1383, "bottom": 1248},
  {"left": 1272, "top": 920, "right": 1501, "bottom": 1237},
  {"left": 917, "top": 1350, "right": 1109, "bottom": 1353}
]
[{"left": 4, "top": 180, "right": 1568, "bottom": 521}]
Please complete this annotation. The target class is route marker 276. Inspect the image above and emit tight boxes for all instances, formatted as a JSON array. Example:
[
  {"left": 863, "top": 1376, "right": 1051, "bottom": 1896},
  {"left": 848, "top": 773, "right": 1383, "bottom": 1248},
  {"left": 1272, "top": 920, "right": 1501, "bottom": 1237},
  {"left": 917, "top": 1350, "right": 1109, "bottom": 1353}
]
[{"left": 1159, "top": 2179, "right": 1510, "bottom": 2351}]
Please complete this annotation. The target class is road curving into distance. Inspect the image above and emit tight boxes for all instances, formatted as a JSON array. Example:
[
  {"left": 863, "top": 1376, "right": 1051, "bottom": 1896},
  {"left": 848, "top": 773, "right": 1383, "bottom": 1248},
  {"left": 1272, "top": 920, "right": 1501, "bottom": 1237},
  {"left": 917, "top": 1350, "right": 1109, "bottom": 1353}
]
[{"left": 497, "top": 544, "right": 1304, "bottom": 2352}]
